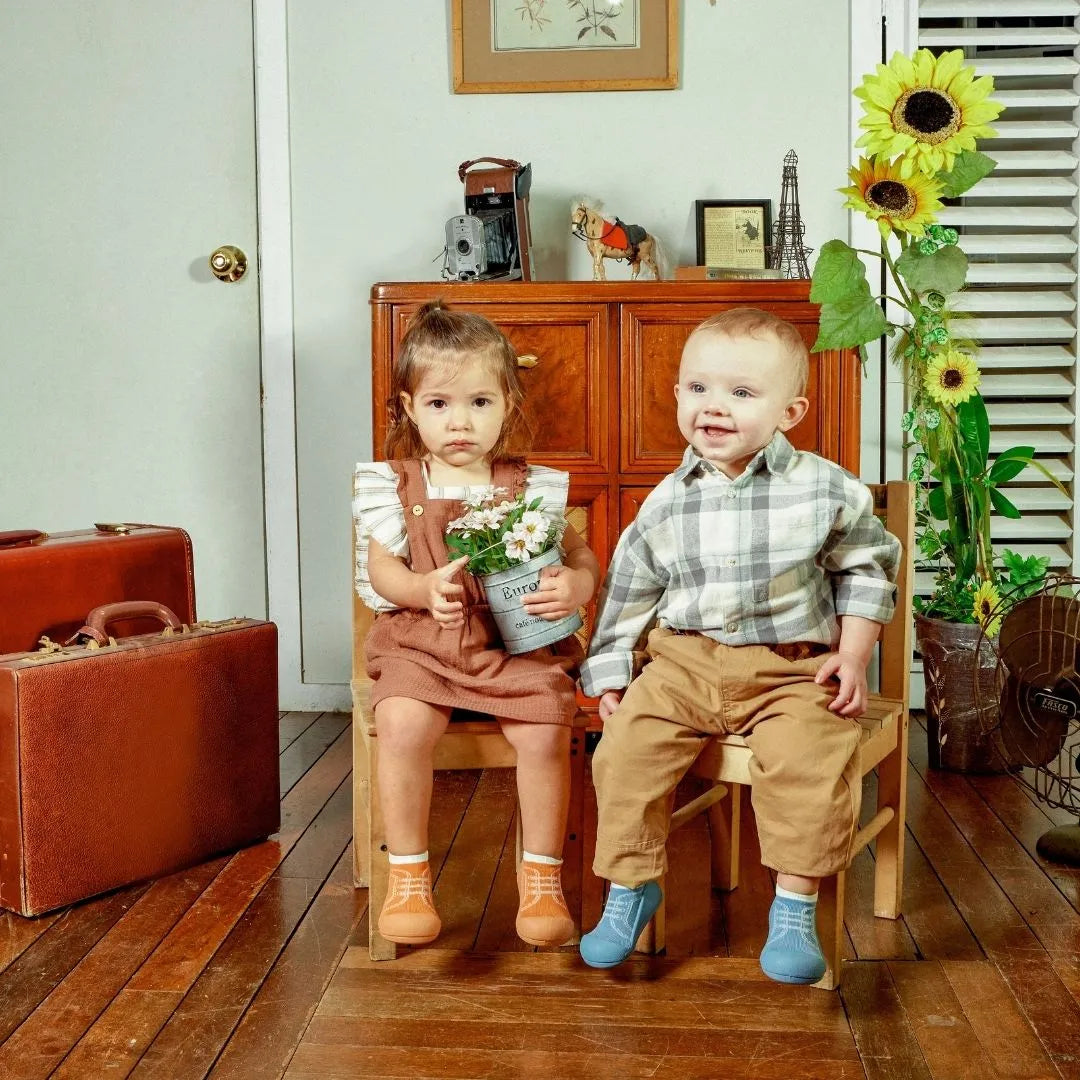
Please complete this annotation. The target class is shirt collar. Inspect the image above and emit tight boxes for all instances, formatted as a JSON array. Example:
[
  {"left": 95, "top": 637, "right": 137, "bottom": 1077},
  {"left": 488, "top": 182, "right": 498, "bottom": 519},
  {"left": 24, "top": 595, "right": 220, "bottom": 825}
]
[{"left": 675, "top": 432, "right": 795, "bottom": 482}]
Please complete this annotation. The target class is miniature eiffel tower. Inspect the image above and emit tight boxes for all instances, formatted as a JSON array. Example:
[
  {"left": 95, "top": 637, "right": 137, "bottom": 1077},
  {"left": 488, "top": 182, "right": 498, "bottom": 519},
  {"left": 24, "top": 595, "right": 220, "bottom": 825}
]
[{"left": 769, "top": 149, "right": 813, "bottom": 278}]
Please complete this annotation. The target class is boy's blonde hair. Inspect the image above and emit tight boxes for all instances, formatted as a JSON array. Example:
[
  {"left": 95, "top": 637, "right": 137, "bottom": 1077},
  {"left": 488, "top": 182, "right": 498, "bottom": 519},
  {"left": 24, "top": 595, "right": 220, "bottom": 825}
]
[
  {"left": 688, "top": 307, "right": 810, "bottom": 396},
  {"left": 384, "top": 300, "right": 531, "bottom": 460}
]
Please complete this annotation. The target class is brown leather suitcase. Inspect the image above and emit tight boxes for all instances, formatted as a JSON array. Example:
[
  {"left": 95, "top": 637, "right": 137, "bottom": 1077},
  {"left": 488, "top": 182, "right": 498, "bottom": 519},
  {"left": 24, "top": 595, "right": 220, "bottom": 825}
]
[
  {"left": 0, "top": 524, "right": 196, "bottom": 654},
  {"left": 0, "top": 602, "right": 278, "bottom": 916}
]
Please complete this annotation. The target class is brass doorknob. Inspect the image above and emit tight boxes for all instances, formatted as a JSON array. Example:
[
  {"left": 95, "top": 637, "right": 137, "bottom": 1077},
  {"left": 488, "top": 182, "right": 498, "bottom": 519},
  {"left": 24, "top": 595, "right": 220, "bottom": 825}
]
[{"left": 208, "top": 245, "right": 248, "bottom": 282}]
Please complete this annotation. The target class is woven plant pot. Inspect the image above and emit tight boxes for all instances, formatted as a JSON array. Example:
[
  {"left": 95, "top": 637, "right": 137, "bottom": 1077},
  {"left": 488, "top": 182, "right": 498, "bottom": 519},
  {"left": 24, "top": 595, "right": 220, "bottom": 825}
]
[{"left": 915, "top": 613, "right": 1006, "bottom": 773}]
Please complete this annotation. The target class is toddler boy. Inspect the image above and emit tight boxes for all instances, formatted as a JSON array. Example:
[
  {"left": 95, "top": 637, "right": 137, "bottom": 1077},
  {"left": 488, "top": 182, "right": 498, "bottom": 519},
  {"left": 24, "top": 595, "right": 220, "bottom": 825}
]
[{"left": 579, "top": 307, "right": 900, "bottom": 983}]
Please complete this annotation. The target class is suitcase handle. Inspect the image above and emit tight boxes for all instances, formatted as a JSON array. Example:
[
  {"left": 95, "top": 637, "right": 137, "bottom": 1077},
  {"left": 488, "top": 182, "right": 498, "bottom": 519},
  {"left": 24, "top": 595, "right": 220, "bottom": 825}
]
[
  {"left": 74, "top": 601, "right": 183, "bottom": 645},
  {"left": 0, "top": 530, "right": 47, "bottom": 547}
]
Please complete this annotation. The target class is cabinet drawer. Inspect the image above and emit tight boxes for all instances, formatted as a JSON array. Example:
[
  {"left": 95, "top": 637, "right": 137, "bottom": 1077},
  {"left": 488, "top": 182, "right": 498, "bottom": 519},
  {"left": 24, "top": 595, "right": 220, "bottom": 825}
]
[
  {"left": 380, "top": 302, "right": 610, "bottom": 473},
  {"left": 619, "top": 304, "right": 860, "bottom": 474}
]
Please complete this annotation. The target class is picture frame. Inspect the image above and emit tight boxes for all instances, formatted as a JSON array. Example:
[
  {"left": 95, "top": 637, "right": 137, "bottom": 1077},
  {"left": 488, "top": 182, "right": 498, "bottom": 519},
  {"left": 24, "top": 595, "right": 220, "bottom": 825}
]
[
  {"left": 451, "top": 0, "right": 679, "bottom": 94},
  {"left": 695, "top": 200, "right": 773, "bottom": 269}
]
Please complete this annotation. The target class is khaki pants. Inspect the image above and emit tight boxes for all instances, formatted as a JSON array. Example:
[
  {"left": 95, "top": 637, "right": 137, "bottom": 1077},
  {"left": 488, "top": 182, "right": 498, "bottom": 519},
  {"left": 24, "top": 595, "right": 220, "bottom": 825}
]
[{"left": 592, "top": 628, "right": 863, "bottom": 886}]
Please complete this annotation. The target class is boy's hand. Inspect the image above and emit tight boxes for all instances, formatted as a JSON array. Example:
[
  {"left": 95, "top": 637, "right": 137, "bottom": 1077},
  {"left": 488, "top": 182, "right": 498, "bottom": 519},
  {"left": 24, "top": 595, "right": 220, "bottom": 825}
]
[
  {"left": 425, "top": 556, "right": 468, "bottom": 628},
  {"left": 598, "top": 690, "right": 623, "bottom": 721},
  {"left": 815, "top": 651, "right": 868, "bottom": 716},
  {"left": 520, "top": 564, "right": 591, "bottom": 621}
]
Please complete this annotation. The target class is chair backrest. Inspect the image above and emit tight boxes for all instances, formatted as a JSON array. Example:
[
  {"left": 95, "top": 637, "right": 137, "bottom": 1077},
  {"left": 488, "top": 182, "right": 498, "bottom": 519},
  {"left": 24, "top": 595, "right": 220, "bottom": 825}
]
[{"left": 868, "top": 481, "right": 914, "bottom": 707}]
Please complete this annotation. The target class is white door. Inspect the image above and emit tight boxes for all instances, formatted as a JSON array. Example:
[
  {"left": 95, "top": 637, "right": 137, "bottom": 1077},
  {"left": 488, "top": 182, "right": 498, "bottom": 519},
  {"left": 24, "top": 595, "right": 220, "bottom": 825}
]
[{"left": 0, "top": 2, "right": 265, "bottom": 621}]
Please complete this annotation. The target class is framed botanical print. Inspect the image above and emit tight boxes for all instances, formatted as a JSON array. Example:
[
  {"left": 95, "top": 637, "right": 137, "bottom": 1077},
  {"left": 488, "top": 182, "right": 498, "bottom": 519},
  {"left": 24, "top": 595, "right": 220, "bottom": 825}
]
[{"left": 452, "top": 0, "right": 679, "bottom": 94}]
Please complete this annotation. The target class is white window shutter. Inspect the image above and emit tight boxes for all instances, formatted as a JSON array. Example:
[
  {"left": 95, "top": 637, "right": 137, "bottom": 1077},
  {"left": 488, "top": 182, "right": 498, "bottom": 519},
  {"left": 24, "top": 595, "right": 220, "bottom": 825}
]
[{"left": 877, "top": 2, "right": 1080, "bottom": 699}]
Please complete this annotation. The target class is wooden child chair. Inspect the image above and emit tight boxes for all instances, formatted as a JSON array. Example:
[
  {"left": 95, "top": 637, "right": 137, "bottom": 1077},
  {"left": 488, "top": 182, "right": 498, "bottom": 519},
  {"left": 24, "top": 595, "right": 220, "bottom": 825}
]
[
  {"left": 351, "top": 551, "right": 592, "bottom": 961},
  {"left": 591, "top": 480, "right": 914, "bottom": 990}
]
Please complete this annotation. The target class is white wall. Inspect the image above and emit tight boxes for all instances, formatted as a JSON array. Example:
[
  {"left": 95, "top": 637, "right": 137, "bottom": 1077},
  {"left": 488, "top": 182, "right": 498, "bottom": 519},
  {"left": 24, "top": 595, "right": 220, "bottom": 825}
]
[{"left": 287, "top": 0, "right": 854, "bottom": 686}]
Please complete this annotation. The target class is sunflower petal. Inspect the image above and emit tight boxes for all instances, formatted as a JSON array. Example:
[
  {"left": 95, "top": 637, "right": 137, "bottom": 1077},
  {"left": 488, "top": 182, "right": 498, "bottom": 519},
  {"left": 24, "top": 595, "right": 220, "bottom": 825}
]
[
  {"left": 931, "top": 49, "right": 963, "bottom": 89},
  {"left": 892, "top": 52, "right": 917, "bottom": 86}
]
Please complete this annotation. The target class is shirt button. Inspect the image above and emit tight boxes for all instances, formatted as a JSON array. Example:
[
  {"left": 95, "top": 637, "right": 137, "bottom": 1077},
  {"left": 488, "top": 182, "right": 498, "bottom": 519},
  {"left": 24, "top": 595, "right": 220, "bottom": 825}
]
[
  {"left": 726, "top": 557, "right": 737, "bottom": 566},
  {"left": 727, "top": 623, "right": 738, "bottom": 633},
  {"left": 726, "top": 489, "right": 737, "bottom": 500},
  {"left": 411, "top": 504, "right": 424, "bottom": 517}
]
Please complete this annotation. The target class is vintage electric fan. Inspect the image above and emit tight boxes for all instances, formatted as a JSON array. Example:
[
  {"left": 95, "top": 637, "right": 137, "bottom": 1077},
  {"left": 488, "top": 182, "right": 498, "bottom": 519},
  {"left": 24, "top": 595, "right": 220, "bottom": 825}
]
[{"left": 974, "top": 575, "right": 1080, "bottom": 864}]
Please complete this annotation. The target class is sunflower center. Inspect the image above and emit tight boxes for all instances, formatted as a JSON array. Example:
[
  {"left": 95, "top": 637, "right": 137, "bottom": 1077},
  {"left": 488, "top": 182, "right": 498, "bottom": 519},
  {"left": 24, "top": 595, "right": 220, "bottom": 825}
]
[
  {"left": 867, "top": 179, "right": 915, "bottom": 217},
  {"left": 940, "top": 368, "right": 964, "bottom": 389},
  {"left": 980, "top": 600, "right": 992, "bottom": 618},
  {"left": 893, "top": 88, "right": 961, "bottom": 144}
]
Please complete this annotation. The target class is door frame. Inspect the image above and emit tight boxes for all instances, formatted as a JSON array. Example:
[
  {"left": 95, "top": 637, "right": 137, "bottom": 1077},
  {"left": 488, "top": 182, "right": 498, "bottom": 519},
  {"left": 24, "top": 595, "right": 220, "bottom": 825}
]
[{"left": 256, "top": 0, "right": 350, "bottom": 711}]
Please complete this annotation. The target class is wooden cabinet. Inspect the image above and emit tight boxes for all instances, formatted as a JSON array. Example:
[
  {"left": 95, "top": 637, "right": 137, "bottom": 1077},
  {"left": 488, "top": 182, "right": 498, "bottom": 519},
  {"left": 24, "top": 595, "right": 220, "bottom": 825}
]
[{"left": 370, "top": 280, "right": 861, "bottom": 575}]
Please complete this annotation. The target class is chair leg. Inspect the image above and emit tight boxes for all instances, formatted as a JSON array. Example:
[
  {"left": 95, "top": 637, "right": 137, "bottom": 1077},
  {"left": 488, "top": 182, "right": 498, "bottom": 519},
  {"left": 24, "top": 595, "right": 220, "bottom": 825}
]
[
  {"left": 581, "top": 746, "right": 604, "bottom": 932},
  {"left": 710, "top": 782, "right": 741, "bottom": 892},
  {"left": 873, "top": 726, "right": 908, "bottom": 919},
  {"left": 813, "top": 871, "right": 845, "bottom": 990},
  {"left": 365, "top": 735, "right": 397, "bottom": 961},
  {"left": 353, "top": 722, "right": 371, "bottom": 889}
]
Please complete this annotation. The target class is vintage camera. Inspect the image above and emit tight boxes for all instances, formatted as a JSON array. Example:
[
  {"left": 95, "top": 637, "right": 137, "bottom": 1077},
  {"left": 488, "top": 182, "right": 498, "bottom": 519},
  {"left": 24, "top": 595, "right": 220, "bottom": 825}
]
[{"left": 444, "top": 157, "right": 534, "bottom": 282}]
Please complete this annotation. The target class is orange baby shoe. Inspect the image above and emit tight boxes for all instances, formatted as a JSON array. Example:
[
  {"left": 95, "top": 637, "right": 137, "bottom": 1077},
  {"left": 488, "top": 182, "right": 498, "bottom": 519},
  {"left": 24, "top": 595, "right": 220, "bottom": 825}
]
[
  {"left": 516, "top": 860, "right": 575, "bottom": 946},
  {"left": 378, "top": 861, "right": 441, "bottom": 945}
]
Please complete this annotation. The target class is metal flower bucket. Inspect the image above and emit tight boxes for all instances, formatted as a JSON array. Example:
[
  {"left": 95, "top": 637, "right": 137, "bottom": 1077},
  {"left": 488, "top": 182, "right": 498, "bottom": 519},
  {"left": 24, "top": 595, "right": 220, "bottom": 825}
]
[{"left": 479, "top": 547, "right": 583, "bottom": 655}]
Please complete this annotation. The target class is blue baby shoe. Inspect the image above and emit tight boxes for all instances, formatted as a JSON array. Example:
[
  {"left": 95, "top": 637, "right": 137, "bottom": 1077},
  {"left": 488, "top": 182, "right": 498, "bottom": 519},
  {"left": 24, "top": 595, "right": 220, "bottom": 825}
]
[
  {"left": 759, "top": 892, "right": 826, "bottom": 984},
  {"left": 580, "top": 880, "right": 663, "bottom": 969}
]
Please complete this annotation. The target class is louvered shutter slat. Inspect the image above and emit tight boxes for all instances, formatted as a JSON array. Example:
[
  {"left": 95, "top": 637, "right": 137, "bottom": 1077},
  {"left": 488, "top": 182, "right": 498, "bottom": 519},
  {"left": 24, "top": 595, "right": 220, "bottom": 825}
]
[
  {"left": 980, "top": 371, "right": 1073, "bottom": 394},
  {"left": 963, "top": 316, "right": 1075, "bottom": 340},
  {"left": 976, "top": 345, "right": 1074, "bottom": 368},
  {"left": 919, "top": 26, "right": 1080, "bottom": 46},
  {"left": 920, "top": 0, "right": 1080, "bottom": 15},
  {"left": 967, "top": 264, "right": 1076, "bottom": 286},
  {"left": 988, "top": 150, "right": 1078, "bottom": 170},
  {"left": 952, "top": 290, "right": 1075, "bottom": 313},
  {"left": 972, "top": 57, "right": 1080, "bottom": 76},
  {"left": 973, "top": 177, "right": 1078, "bottom": 198}
]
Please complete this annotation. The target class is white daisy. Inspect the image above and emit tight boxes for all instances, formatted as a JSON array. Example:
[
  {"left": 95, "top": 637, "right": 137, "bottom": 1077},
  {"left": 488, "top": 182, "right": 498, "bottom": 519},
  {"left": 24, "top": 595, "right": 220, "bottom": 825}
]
[{"left": 503, "top": 528, "right": 532, "bottom": 562}]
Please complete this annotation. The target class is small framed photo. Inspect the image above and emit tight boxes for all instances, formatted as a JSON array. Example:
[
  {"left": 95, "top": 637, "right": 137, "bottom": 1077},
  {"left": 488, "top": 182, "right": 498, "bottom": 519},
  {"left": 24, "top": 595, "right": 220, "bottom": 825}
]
[
  {"left": 695, "top": 200, "right": 773, "bottom": 268},
  {"left": 452, "top": 0, "right": 679, "bottom": 94}
]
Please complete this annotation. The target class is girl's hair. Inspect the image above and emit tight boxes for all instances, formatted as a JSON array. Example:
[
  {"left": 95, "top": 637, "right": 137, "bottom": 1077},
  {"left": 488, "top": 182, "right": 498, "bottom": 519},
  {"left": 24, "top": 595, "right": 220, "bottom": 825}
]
[
  {"left": 384, "top": 300, "right": 531, "bottom": 460},
  {"left": 689, "top": 306, "right": 810, "bottom": 396}
]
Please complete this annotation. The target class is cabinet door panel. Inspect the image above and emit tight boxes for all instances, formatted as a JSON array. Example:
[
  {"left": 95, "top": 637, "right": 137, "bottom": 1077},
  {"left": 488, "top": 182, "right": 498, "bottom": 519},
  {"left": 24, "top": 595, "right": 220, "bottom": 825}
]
[
  {"left": 620, "top": 304, "right": 859, "bottom": 474},
  {"left": 386, "top": 303, "right": 608, "bottom": 472},
  {"left": 566, "top": 484, "right": 609, "bottom": 655}
]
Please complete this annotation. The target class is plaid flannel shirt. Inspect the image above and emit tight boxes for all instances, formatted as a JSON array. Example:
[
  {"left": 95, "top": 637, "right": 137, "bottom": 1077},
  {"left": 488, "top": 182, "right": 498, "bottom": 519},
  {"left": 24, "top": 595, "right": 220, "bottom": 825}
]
[{"left": 579, "top": 433, "right": 901, "bottom": 697}]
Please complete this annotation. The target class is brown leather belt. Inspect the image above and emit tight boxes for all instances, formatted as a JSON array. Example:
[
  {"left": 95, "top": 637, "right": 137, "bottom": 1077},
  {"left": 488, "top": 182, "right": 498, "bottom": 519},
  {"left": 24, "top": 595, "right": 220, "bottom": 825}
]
[{"left": 771, "top": 642, "right": 830, "bottom": 662}]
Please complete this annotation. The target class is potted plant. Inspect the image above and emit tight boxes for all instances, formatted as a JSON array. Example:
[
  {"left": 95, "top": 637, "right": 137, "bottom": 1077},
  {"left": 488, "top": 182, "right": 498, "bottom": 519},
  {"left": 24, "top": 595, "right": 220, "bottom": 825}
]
[
  {"left": 810, "top": 48, "right": 1066, "bottom": 771},
  {"left": 445, "top": 488, "right": 582, "bottom": 655}
]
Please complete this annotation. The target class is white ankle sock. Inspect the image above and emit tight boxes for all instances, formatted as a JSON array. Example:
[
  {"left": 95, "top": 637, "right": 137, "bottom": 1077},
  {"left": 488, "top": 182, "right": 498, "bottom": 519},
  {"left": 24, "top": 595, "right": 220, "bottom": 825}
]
[
  {"left": 776, "top": 884, "right": 818, "bottom": 904},
  {"left": 388, "top": 851, "right": 429, "bottom": 865},
  {"left": 522, "top": 851, "right": 562, "bottom": 866}
]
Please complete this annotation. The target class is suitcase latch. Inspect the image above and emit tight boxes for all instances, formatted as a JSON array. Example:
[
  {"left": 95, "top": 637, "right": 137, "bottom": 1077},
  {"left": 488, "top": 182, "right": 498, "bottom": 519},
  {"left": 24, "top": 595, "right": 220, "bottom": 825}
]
[{"left": 94, "top": 523, "right": 132, "bottom": 535}]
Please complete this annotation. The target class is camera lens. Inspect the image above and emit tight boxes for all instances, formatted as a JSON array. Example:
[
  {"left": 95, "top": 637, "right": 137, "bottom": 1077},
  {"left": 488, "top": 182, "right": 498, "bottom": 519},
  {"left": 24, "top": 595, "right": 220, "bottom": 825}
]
[{"left": 456, "top": 239, "right": 471, "bottom": 255}]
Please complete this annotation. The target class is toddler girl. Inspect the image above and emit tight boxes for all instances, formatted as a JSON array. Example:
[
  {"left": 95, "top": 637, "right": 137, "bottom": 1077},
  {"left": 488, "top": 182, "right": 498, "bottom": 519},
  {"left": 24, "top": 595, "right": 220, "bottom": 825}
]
[{"left": 353, "top": 300, "right": 599, "bottom": 948}]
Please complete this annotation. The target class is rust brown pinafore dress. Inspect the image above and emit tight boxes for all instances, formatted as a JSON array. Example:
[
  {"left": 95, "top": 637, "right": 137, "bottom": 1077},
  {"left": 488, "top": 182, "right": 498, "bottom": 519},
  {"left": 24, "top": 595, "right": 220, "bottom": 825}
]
[{"left": 365, "top": 458, "right": 580, "bottom": 726}]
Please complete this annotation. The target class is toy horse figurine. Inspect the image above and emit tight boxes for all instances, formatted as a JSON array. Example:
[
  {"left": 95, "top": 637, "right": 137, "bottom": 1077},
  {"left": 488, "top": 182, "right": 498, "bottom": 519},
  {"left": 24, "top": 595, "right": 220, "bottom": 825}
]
[{"left": 571, "top": 200, "right": 661, "bottom": 281}]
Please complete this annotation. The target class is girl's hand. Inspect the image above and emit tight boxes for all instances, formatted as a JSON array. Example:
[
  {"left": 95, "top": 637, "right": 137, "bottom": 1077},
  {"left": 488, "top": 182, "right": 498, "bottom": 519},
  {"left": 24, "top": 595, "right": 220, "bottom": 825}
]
[
  {"left": 815, "top": 651, "right": 869, "bottom": 716},
  {"left": 598, "top": 690, "right": 623, "bottom": 721},
  {"left": 520, "top": 564, "right": 591, "bottom": 620},
  {"left": 425, "top": 556, "right": 468, "bottom": 628}
]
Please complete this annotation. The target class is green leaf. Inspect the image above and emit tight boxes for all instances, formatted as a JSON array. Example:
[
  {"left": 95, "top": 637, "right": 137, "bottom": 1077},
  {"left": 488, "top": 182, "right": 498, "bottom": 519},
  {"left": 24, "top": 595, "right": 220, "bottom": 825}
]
[
  {"left": 956, "top": 395, "right": 990, "bottom": 472},
  {"left": 809, "top": 240, "right": 872, "bottom": 305},
  {"left": 988, "top": 447, "right": 1034, "bottom": 485},
  {"left": 895, "top": 245, "right": 969, "bottom": 296},
  {"left": 937, "top": 150, "right": 997, "bottom": 198},
  {"left": 928, "top": 485, "right": 949, "bottom": 521},
  {"left": 989, "top": 487, "right": 1022, "bottom": 519},
  {"left": 811, "top": 295, "right": 890, "bottom": 352}
]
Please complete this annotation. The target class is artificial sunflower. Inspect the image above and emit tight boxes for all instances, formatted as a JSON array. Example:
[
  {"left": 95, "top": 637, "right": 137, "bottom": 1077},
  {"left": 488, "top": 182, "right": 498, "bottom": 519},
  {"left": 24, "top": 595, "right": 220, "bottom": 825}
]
[
  {"left": 855, "top": 48, "right": 1002, "bottom": 177},
  {"left": 972, "top": 579, "right": 1002, "bottom": 637},
  {"left": 924, "top": 348, "right": 980, "bottom": 406},
  {"left": 842, "top": 156, "right": 943, "bottom": 238}
]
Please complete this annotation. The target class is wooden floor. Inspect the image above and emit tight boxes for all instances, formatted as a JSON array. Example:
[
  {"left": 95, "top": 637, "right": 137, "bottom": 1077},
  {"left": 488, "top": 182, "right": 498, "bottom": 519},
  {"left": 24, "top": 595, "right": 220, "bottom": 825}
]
[{"left": 3, "top": 711, "right": 1080, "bottom": 1079}]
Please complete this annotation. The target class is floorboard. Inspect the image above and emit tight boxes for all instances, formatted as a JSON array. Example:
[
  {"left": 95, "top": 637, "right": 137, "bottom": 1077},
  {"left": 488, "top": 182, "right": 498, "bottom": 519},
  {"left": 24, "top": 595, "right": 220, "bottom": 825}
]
[{"left": 0, "top": 710, "right": 1078, "bottom": 1079}]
